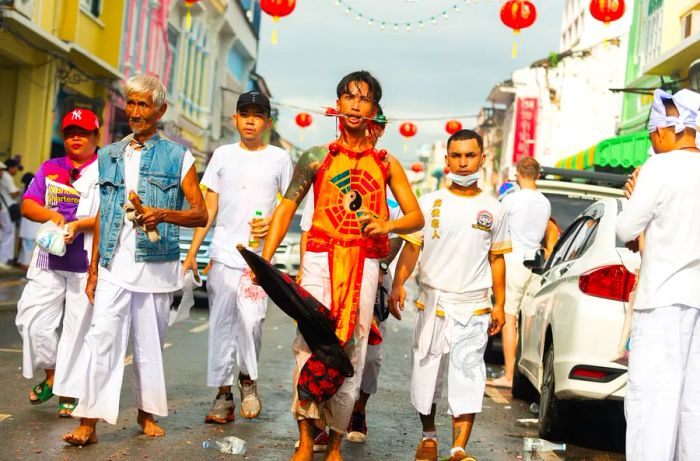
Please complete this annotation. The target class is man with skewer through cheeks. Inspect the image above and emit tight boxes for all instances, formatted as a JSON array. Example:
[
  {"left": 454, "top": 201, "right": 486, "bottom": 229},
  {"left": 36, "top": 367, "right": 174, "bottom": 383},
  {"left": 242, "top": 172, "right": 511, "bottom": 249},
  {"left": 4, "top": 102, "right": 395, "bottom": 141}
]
[{"left": 261, "top": 71, "right": 424, "bottom": 461}]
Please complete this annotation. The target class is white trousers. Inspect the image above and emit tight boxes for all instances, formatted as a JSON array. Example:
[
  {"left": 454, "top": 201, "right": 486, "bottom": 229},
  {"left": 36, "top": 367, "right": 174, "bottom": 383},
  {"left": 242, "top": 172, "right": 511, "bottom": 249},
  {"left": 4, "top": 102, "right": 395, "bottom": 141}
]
[
  {"left": 360, "top": 272, "right": 392, "bottom": 395},
  {"left": 626, "top": 305, "right": 700, "bottom": 461},
  {"left": 291, "top": 251, "right": 379, "bottom": 433},
  {"left": 411, "top": 311, "right": 490, "bottom": 417},
  {"left": 207, "top": 262, "right": 267, "bottom": 386},
  {"left": 0, "top": 208, "right": 15, "bottom": 263},
  {"left": 15, "top": 263, "right": 91, "bottom": 398},
  {"left": 17, "top": 238, "right": 35, "bottom": 266},
  {"left": 504, "top": 253, "right": 532, "bottom": 316},
  {"left": 72, "top": 279, "right": 173, "bottom": 425},
  {"left": 360, "top": 320, "right": 386, "bottom": 395}
]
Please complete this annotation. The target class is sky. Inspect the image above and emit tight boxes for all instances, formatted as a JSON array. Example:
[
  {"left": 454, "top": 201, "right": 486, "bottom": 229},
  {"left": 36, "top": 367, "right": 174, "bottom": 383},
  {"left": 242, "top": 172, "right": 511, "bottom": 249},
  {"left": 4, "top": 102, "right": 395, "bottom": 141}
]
[{"left": 257, "top": 0, "right": 566, "bottom": 164}]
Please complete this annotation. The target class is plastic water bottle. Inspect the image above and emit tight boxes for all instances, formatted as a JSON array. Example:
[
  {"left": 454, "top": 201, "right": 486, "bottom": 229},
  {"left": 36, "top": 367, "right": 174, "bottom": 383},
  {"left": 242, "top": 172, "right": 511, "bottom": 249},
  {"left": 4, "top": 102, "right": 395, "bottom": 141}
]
[
  {"left": 522, "top": 437, "right": 566, "bottom": 452},
  {"left": 248, "top": 210, "right": 263, "bottom": 249},
  {"left": 202, "top": 436, "right": 247, "bottom": 454}
]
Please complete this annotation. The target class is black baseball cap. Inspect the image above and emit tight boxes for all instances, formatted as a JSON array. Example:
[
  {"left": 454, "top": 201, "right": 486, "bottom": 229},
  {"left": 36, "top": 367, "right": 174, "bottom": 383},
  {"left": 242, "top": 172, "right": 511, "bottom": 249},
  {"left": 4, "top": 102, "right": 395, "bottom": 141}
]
[
  {"left": 236, "top": 91, "right": 271, "bottom": 115},
  {"left": 5, "top": 158, "right": 22, "bottom": 171}
]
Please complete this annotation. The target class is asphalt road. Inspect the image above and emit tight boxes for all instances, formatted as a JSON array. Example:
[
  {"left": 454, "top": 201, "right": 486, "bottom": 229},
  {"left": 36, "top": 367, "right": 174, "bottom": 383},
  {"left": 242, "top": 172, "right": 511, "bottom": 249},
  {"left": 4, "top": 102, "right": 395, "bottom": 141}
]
[{"left": 0, "top": 276, "right": 625, "bottom": 460}]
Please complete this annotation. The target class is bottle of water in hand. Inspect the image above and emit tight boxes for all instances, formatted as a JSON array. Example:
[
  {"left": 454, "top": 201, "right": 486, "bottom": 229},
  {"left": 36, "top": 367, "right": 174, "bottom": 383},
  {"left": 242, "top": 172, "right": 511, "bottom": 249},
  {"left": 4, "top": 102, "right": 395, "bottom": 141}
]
[
  {"left": 202, "top": 436, "right": 246, "bottom": 454},
  {"left": 248, "top": 210, "right": 263, "bottom": 249}
]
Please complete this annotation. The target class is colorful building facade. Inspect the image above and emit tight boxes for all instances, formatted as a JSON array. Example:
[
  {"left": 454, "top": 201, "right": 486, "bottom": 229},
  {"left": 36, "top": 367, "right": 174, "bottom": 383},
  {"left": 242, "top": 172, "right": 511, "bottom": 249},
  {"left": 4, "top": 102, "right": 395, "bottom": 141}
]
[{"left": 0, "top": 0, "right": 125, "bottom": 174}]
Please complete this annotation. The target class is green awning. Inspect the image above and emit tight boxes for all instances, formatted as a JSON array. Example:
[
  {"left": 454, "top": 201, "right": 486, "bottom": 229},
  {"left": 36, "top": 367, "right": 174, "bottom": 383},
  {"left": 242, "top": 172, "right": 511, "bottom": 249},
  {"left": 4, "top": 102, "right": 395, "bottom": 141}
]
[{"left": 556, "top": 131, "right": 651, "bottom": 172}]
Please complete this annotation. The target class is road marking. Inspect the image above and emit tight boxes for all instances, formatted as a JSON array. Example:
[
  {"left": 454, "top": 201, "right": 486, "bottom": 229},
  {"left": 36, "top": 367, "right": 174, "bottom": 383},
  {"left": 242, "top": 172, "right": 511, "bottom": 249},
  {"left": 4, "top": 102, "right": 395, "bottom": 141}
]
[
  {"left": 484, "top": 386, "right": 509, "bottom": 404},
  {"left": 0, "top": 301, "right": 17, "bottom": 308},
  {"left": 0, "top": 348, "right": 21, "bottom": 353},
  {"left": 124, "top": 343, "right": 172, "bottom": 367},
  {"left": 0, "top": 414, "right": 11, "bottom": 422},
  {"left": 189, "top": 323, "right": 208, "bottom": 333}
]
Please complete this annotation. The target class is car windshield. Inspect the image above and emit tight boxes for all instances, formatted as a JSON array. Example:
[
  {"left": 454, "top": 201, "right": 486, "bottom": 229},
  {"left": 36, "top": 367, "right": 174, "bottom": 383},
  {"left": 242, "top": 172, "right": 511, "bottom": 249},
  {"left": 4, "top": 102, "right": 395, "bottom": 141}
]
[{"left": 544, "top": 193, "right": 598, "bottom": 231}]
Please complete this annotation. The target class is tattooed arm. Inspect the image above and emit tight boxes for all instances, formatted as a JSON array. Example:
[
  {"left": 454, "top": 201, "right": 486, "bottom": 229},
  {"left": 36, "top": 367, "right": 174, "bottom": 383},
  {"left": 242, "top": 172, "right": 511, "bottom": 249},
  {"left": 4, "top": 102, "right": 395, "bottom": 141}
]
[{"left": 261, "top": 146, "right": 327, "bottom": 261}]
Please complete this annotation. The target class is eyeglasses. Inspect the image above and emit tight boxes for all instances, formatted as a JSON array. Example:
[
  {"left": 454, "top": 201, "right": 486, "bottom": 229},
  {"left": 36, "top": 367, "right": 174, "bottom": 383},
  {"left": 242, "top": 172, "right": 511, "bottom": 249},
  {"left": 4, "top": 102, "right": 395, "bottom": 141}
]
[{"left": 69, "top": 168, "right": 80, "bottom": 184}]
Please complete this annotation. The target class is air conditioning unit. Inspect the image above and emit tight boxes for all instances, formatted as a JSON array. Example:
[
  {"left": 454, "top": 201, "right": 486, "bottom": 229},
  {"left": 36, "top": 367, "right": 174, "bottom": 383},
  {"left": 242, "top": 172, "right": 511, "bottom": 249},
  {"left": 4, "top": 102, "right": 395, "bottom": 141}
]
[
  {"left": 681, "top": 10, "right": 700, "bottom": 39},
  {"left": 0, "top": 0, "right": 35, "bottom": 19}
]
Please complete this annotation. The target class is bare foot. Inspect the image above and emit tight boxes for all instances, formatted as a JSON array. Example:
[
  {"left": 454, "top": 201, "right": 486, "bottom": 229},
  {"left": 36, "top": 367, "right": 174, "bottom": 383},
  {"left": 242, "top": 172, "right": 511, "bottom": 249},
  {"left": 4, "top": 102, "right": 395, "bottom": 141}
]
[
  {"left": 137, "top": 410, "right": 166, "bottom": 437},
  {"left": 63, "top": 419, "right": 98, "bottom": 446},
  {"left": 486, "top": 376, "right": 512, "bottom": 389},
  {"left": 289, "top": 448, "right": 314, "bottom": 461},
  {"left": 324, "top": 450, "right": 344, "bottom": 461}
]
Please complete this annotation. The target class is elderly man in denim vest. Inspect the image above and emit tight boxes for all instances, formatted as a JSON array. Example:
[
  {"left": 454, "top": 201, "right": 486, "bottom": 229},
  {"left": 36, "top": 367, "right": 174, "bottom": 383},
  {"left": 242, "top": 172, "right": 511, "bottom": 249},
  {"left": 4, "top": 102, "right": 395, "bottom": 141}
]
[{"left": 63, "top": 75, "right": 207, "bottom": 446}]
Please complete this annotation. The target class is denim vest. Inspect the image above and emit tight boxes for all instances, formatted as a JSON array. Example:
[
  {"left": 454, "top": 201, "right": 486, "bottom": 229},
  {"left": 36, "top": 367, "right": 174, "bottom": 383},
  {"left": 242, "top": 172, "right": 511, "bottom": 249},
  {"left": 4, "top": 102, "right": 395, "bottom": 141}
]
[{"left": 97, "top": 133, "right": 186, "bottom": 268}]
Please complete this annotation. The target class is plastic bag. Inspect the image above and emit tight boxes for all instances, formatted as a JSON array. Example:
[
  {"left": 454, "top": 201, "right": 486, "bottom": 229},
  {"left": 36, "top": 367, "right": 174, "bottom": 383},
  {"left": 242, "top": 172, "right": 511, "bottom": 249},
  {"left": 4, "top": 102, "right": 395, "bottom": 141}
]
[
  {"left": 35, "top": 221, "right": 68, "bottom": 256},
  {"left": 169, "top": 270, "right": 202, "bottom": 326}
]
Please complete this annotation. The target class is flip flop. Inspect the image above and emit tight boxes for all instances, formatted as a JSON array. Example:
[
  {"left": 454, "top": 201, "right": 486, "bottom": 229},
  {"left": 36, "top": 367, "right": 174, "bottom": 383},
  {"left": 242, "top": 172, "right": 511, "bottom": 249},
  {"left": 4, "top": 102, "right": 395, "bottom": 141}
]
[
  {"left": 29, "top": 380, "right": 54, "bottom": 405},
  {"left": 58, "top": 399, "right": 77, "bottom": 417}
]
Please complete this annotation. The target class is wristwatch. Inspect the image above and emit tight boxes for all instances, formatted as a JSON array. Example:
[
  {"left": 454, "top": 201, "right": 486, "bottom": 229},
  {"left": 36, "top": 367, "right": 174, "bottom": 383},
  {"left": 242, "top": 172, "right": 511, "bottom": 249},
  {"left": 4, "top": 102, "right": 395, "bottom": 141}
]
[{"left": 379, "top": 262, "right": 389, "bottom": 274}]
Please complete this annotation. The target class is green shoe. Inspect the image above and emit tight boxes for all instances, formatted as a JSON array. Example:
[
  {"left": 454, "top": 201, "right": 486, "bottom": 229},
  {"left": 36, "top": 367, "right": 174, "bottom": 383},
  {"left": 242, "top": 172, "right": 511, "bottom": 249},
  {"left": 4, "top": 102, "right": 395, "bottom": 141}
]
[{"left": 29, "top": 380, "right": 54, "bottom": 405}]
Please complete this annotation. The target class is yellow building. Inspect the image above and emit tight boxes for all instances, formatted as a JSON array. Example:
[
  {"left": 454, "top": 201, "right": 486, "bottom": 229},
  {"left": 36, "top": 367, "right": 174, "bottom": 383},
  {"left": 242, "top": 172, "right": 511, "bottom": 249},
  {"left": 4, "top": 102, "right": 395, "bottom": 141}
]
[
  {"left": 644, "top": 0, "right": 700, "bottom": 88},
  {"left": 0, "top": 0, "right": 124, "bottom": 175}
]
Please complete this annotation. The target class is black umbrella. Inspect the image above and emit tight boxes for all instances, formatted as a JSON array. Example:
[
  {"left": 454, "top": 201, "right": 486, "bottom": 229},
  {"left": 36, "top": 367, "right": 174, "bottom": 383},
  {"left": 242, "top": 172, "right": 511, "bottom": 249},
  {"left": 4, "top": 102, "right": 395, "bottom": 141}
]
[{"left": 236, "top": 245, "right": 353, "bottom": 379}]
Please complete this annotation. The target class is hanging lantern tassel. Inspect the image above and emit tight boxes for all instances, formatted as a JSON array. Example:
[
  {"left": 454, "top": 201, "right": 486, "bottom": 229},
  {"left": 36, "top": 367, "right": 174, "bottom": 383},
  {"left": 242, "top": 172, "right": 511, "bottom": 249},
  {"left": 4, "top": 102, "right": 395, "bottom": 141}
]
[
  {"left": 271, "top": 16, "right": 280, "bottom": 45},
  {"left": 185, "top": 4, "right": 193, "bottom": 30},
  {"left": 512, "top": 29, "right": 520, "bottom": 58}
]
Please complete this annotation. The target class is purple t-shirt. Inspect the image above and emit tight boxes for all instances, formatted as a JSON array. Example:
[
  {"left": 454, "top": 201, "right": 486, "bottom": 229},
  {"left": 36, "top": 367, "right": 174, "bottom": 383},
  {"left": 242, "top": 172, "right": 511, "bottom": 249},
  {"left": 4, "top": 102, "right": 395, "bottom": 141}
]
[{"left": 24, "top": 155, "right": 97, "bottom": 273}]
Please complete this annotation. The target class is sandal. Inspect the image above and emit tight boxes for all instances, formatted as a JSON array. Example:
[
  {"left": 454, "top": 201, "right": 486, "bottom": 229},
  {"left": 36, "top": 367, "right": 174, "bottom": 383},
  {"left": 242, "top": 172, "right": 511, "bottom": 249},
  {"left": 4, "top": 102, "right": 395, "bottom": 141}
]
[
  {"left": 29, "top": 380, "right": 54, "bottom": 405},
  {"left": 58, "top": 398, "right": 77, "bottom": 417}
]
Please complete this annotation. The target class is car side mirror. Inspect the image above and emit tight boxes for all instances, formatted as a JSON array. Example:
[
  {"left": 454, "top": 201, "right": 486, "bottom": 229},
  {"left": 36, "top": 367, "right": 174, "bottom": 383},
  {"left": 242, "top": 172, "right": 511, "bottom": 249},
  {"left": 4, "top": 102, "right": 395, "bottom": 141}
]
[{"left": 523, "top": 249, "right": 546, "bottom": 275}]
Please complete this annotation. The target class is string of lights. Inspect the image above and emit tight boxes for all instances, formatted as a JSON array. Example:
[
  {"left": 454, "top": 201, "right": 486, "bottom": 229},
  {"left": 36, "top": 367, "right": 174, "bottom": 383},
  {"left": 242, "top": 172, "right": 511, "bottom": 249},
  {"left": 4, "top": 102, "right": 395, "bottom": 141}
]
[{"left": 333, "top": 0, "right": 494, "bottom": 32}]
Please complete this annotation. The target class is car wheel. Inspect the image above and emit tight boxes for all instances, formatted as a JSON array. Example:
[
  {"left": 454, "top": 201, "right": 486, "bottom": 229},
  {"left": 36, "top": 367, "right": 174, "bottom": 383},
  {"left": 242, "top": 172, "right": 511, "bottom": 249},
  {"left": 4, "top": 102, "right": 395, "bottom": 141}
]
[
  {"left": 512, "top": 319, "right": 537, "bottom": 401},
  {"left": 538, "top": 342, "right": 569, "bottom": 440}
]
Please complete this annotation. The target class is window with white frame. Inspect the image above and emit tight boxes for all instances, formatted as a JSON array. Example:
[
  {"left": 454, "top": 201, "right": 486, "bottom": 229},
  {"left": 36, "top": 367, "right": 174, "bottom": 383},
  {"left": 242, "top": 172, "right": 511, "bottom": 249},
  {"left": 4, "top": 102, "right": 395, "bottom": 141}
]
[
  {"left": 639, "top": 0, "right": 663, "bottom": 69},
  {"left": 80, "top": 0, "right": 102, "bottom": 17}
]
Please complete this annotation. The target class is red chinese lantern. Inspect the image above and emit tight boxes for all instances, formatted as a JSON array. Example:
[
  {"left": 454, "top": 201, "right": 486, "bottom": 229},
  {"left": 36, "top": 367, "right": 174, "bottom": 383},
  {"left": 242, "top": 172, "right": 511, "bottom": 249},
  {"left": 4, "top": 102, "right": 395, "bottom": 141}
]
[
  {"left": 500, "top": 0, "right": 537, "bottom": 58},
  {"left": 295, "top": 112, "right": 312, "bottom": 141},
  {"left": 411, "top": 163, "right": 424, "bottom": 173},
  {"left": 261, "top": 0, "right": 297, "bottom": 45},
  {"left": 184, "top": 0, "right": 201, "bottom": 30},
  {"left": 399, "top": 122, "right": 417, "bottom": 153},
  {"left": 295, "top": 112, "right": 312, "bottom": 128},
  {"left": 589, "top": 0, "right": 625, "bottom": 25},
  {"left": 399, "top": 122, "right": 417, "bottom": 138},
  {"left": 445, "top": 120, "right": 462, "bottom": 135}
]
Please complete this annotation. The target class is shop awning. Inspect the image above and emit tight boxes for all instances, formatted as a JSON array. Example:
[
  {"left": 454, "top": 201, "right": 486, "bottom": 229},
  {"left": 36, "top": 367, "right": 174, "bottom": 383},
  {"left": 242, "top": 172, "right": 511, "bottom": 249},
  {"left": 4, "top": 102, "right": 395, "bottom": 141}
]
[{"left": 555, "top": 131, "right": 651, "bottom": 172}]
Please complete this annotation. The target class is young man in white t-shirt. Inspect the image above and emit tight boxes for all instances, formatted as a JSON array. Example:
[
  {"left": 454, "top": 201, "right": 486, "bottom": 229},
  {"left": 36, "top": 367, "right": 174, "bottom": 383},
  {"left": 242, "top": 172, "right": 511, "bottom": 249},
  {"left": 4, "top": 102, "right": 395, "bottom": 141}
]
[
  {"left": 390, "top": 130, "right": 511, "bottom": 461},
  {"left": 617, "top": 88, "right": 700, "bottom": 460},
  {"left": 183, "top": 91, "right": 293, "bottom": 424},
  {"left": 489, "top": 156, "right": 550, "bottom": 389}
]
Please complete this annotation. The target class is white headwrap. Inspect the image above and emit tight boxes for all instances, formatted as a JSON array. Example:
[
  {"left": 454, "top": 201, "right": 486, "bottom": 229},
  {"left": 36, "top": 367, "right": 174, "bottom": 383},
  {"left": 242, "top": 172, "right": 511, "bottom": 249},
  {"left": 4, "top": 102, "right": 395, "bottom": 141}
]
[{"left": 648, "top": 88, "right": 700, "bottom": 134}]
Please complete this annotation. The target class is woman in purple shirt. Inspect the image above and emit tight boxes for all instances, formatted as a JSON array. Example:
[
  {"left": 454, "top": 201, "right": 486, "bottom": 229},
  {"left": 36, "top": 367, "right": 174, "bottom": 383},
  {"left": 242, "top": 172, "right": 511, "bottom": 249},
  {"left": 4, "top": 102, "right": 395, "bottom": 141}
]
[{"left": 15, "top": 108, "right": 100, "bottom": 417}]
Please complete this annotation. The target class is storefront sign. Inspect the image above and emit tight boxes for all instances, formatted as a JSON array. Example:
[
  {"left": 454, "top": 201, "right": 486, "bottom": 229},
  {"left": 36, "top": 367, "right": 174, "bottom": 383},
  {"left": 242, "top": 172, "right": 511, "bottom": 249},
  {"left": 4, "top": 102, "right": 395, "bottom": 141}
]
[{"left": 512, "top": 97, "right": 538, "bottom": 163}]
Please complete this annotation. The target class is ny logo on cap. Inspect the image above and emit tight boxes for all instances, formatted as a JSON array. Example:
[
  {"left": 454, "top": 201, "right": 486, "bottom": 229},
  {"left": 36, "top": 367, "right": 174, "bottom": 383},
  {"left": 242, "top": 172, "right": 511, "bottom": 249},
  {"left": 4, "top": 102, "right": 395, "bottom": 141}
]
[{"left": 71, "top": 109, "right": 83, "bottom": 120}]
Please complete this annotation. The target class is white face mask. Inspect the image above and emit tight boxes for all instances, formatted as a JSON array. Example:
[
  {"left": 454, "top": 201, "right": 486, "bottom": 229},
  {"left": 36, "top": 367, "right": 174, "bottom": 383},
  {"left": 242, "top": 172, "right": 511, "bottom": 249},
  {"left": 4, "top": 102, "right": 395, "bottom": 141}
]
[{"left": 446, "top": 171, "right": 481, "bottom": 187}]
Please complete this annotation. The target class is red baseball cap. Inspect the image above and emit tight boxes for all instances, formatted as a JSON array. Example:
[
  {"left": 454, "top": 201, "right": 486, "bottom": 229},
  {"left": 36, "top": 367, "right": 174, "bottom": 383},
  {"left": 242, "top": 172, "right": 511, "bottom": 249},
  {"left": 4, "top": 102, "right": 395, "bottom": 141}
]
[{"left": 61, "top": 108, "right": 100, "bottom": 132}]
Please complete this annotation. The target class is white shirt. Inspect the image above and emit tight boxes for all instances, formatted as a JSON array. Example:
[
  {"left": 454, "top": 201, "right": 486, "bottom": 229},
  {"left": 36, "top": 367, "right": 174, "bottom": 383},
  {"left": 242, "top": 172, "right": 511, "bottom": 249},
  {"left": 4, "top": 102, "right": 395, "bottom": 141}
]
[
  {"left": 501, "top": 188, "right": 551, "bottom": 260},
  {"left": 0, "top": 172, "right": 18, "bottom": 207},
  {"left": 404, "top": 189, "right": 511, "bottom": 294},
  {"left": 201, "top": 142, "right": 292, "bottom": 269},
  {"left": 99, "top": 145, "right": 196, "bottom": 293},
  {"left": 616, "top": 150, "right": 700, "bottom": 310}
]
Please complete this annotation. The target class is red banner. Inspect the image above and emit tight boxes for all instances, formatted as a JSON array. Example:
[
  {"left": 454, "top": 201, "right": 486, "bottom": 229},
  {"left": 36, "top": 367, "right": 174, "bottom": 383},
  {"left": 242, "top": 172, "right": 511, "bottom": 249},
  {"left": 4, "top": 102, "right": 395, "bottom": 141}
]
[{"left": 512, "top": 97, "right": 538, "bottom": 163}]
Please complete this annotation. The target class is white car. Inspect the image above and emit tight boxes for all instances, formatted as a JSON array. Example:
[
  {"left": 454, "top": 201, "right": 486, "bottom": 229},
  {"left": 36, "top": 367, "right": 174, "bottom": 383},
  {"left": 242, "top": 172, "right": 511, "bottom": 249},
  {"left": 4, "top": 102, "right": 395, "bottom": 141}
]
[
  {"left": 514, "top": 196, "right": 640, "bottom": 439},
  {"left": 271, "top": 212, "right": 303, "bottom": 276}
]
